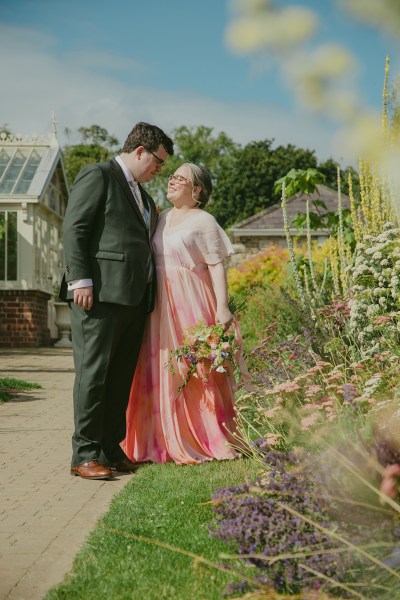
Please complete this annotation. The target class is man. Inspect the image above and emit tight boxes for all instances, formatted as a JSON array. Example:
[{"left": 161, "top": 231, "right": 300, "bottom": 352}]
[{"left": 60, "top": 122, "right": 174, "bottom": 479}]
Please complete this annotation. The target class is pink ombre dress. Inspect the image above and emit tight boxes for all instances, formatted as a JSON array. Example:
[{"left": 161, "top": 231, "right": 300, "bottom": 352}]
[{"left": 122, "top": 208, "right": 241, "bottom": 465}]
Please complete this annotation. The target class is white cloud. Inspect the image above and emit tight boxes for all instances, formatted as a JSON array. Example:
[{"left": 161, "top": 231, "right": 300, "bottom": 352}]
[{"left": 1, "top": 23, "right": 340, "bottom": 162}]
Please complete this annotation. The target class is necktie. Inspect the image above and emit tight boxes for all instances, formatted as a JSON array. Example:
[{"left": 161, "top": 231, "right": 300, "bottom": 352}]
[
  {"left": 129, "top": 180, "right": 150, "bottom": 229},
  {"left": 129, "top": 180, "right": 145, "bottom": 216}
]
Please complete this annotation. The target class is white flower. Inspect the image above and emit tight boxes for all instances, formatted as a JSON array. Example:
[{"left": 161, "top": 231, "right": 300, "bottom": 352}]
[
  {"left": 366, "top": 304, "right": 380, "bottom": 316},
  {"left": 215, "top": 365, "right": 227, "bottom": 373}
]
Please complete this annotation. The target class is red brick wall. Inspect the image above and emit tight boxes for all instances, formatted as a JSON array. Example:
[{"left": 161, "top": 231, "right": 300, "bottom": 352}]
[{"left": 0, "top": 290, "right": 51, "bottom": 347}]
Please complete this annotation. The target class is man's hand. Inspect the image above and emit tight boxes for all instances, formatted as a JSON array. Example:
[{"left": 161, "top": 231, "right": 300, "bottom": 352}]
[{"left": 73, "top": 286, "right": 93, "bottom": 310}]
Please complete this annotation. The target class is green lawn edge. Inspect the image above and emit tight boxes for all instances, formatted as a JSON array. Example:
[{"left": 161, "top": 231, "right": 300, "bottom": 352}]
[
  {"left": 0, "top": 377, "right": 42, "bottom": 402},
  {"left": 45, "top": 458, "right": 261, "bottom": 600}
]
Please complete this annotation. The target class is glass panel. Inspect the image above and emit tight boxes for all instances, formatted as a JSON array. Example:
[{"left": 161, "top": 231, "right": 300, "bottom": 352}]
[
  {"left": 0, "top": 149, "right": 43, "bottom": 195},
  {"left": 7, "top": 212, "right": 17, "bottom": 280},
  {"left": 0, "top": 150, "right": 26, "bottom": 193},
  {"left": 14, "top": 180, "right": 31, "bottom": 194},
  {"left": 0, "top": 212, "right": 5, "bottom": 280},
  {"left": 49, "top": 187, "right": 56, "bottom": 211},
  {"left": 12, "top": 153, "right": 25, "bottom": 165},
  {"left": 0, "top": 211, "right": 18, "bottom": 280},
  {"left": 0, "top": 180, "right": 15, "bottom": 194},
  {"left": 14, "top": 150, "right": 42, "bottom": 194},
  {"left": 0, "top": 150, "right": 10, "bottom": 179}
]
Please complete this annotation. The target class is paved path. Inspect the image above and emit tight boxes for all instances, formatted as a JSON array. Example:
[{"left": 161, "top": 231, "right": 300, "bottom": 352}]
[{"left": 0, "top": 348, "right": 132, "bottom": 600}]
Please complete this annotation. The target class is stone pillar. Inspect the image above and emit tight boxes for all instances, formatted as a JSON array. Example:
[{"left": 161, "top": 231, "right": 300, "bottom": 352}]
[{"left": 0, "top": 290, "right": 51, "bottom": 347}]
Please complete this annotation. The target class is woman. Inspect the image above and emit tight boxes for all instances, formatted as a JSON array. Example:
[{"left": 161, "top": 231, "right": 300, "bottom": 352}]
[{"left": 122, "top": 163, "right": 243, "bottom": 465}]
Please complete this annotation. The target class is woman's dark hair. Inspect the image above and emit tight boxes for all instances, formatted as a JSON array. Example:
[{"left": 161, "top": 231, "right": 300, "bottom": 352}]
[
  {"left": 122, "top": 122, "right": 174, "bottom": 156},
  {"left": 183, "top": 163, "right": 213, "bottom": 209}
]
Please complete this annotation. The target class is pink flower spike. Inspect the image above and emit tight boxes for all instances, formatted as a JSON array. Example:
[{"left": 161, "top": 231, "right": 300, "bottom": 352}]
[
  {"left": 276, "top": 381, "right": 300, "bottom": 393},
  {"left": 373, "top": 316, "right": 391, "bottom": 325},
  {"left": 265, "top": 432, "right": 281, "bottom": 446},
  {"left": 300, "top": 413, "right": 319, "bottom": 430}
]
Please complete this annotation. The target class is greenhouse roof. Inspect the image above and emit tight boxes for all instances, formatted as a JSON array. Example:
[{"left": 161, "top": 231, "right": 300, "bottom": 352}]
[{"left": 0, "top": 132, "right": 64, "bottom": 197}]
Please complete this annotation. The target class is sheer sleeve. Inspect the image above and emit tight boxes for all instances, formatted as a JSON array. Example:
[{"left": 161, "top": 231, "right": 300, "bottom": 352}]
[{"left": 184, "top": 214, "right": 234, "bottom": 266}]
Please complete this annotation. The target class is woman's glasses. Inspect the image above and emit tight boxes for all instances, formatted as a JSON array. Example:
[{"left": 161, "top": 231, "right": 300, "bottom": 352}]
[{"left": 168, "top": 174, "right": 190, "bottom": 184}]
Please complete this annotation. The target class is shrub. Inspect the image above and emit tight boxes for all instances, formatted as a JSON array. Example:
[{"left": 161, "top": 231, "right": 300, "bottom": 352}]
[
  {"left": 227, "top": 245, "right": 290, "bottom": 296},
  {"left": 349, "top": 222, "right": 400, "bottom": 355}
]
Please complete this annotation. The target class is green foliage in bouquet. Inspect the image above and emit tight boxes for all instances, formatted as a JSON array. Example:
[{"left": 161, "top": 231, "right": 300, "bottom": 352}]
[{"left": 166, "top": 322, "right": 242, "bottom": 392}]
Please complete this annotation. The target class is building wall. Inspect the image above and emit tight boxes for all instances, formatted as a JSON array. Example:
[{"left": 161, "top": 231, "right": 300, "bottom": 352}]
[
  {"left": 0, "top": 290, "right": 51, "bottom": 347},
  {"left": 1, "top": 201, "right": 64, "bottom": 344}
]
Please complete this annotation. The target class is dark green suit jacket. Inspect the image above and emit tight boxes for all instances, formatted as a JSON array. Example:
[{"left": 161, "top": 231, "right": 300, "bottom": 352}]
[{"left": 60, "top": 158, "right": 157, "bottom": 310}]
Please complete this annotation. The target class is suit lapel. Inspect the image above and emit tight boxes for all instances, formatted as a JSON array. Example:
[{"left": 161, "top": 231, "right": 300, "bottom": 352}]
[{"left": 109, "top": 158, "right": 147, "bottom": 228}]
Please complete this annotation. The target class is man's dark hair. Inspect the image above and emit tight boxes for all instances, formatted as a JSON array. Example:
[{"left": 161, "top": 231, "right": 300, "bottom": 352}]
[{"left": 122, "top": 122, "right": 174, "bottom": 155}]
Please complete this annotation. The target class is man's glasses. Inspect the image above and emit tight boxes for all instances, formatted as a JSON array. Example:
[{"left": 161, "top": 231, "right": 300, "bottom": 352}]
[
  {"left": 168, "top": 174, "right": 190, "bottom": 184},
  {"left": 146, "top": 149, "right": 165, "bottom": 169}
]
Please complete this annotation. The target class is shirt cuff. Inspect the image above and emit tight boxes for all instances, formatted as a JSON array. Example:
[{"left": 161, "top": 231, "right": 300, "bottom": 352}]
[{"left": 67, "top": 279, "right": 93, "bottom": 290}]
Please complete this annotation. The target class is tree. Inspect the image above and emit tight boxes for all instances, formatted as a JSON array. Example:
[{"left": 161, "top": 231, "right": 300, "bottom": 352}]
[
  {"left": 210, "top": 140, "right": 317, "bottom": 228},
  {"left": 276, "top": 167, "right": 356, "bottom": 250},
  {"left": 63, "top": 125, "right": 119, "bottom": 185},
  {"left": 76, "top": 125, "right": 118, "bottom": 148},
  {"left": 0, "top": 124, "right": 12, "bottom": 137}
]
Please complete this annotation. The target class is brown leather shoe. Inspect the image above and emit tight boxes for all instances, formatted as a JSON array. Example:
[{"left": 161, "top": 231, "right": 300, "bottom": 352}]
[
  {"left": 106, "top": 457, "right": 146, "bottom": 472},
  {"left": 70, "top": 460, "right": 113, "bottom": 480}
]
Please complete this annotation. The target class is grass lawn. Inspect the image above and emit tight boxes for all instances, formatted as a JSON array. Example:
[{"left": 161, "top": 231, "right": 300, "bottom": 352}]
[
  {"left": 0, "top": 377, "right": 41, "bottom": 403},
  {"left": 45, "top": 457, "right": 261, "bottom": 600}
]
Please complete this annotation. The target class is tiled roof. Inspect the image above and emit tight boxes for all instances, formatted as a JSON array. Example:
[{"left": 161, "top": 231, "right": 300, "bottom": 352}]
[{"left": 231, "top": 184, "right": 349, "bottom": 231}]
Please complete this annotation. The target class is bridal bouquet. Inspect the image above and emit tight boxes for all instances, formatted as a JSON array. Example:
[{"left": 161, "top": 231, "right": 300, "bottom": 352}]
[{"left": 166, "top": 321, "right": 242, "bottom": 391}]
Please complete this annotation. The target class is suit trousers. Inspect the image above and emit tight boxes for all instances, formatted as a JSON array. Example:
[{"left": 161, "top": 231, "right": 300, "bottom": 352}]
[{"left": 69, "top": 298, "right": 147, "bottom": 466}]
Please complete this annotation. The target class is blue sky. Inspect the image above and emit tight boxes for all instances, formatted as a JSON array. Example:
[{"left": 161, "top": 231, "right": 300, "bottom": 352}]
[{"left": 1, "top": 0, "right": 399, "bottom": 163}]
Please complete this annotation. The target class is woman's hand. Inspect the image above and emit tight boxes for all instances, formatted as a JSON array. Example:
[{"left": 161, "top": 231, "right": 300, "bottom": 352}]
[
  {"left": 216, "top": 307, "right": 234, "bottom": 331},
  {"left": 208, "top": 262, "right": 233, "bottom": 330}
]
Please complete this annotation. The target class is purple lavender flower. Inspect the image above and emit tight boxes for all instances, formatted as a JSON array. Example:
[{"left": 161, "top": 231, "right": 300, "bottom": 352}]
[
  {"left": 341, "top": 382, "right": 358, "bottom": 403},
  {"left": 185, "top": 353, "right": 197, "bottom": 364},
  {"left": 210, "top": 447, "right": 373, "bottom": 595}
]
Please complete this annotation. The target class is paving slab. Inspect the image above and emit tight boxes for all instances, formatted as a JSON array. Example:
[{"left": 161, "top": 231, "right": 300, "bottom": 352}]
[{"left": 0, "top": 348, "right": 132, "bottom": 600}]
